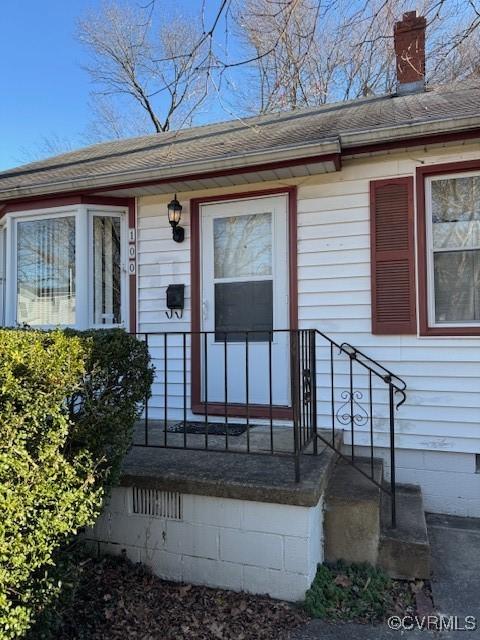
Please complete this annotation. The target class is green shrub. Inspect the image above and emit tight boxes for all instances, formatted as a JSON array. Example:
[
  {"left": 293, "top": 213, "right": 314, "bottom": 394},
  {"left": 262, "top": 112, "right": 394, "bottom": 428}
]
[
  {"left": 0, "top": 330, "right": 100, "bottom": 638},
  {"left": 0, "top": 328, "right": 153, "bottom": 638},
  {"left": 65, "top": 329, "right": 154, "bottom": 490},
  {"left": 304, "top": 561, "right": 405, "bottom": 622}
]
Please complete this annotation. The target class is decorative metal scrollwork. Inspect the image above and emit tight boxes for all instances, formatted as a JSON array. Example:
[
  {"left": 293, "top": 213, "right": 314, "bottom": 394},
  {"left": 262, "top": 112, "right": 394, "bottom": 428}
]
[
  {"left": 302, "top": 367, "right": 312, "bottom": 405},
  {"left": 336, "top": 390, "right": 369, "bottom": 427},
  {"left": 395, "top": 388, "right": 407, "bottom": 409}
]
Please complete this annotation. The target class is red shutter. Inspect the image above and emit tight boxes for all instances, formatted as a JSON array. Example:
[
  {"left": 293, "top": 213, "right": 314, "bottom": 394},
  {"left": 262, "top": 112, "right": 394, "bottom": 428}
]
[{"left": 370, "top": 177, "right": 416, "bottom": 335}]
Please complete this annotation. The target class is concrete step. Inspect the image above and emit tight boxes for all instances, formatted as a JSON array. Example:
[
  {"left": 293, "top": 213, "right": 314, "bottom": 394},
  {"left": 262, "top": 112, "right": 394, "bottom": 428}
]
[
  {"left": 379, "top": 484, "right": 431, "bottom": 580},
  {"left": 324, "top": 457, "right": 384, "bottom": 565},
  {"left": 324, "top": 458, "right": 431, "bottom": 581}
]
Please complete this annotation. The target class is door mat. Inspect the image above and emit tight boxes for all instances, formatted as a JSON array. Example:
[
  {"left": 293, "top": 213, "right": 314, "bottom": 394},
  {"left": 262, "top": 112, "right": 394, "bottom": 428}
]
[{"left": 168, "top": 421, "right": 248, "bottom": 436}]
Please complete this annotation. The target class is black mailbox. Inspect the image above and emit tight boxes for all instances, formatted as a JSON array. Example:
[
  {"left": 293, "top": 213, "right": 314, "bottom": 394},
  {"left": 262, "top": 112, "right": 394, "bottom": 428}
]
[{"left": 166, "top": 284, "right": 185, "bottom": 318}]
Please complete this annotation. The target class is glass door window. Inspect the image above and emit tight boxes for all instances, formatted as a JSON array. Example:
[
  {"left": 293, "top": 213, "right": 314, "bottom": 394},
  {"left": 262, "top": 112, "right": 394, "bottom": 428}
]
[{"left": 213, "top": 212, "right": 273, "bottom": 341}]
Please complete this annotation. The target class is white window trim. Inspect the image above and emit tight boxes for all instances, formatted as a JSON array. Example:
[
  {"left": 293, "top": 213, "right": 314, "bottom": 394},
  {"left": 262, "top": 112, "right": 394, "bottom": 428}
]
[
  {"left": 425, "top": 170, "right": 480, "bottom": 329},
  {"left": 2, "top": 204, "right": 129, "bottom": 330},
  {"left": 0, "top": 223, "right": 6, "bottom": 326},
  {"left": 88, "top": 206, "right": 128, "bottom": 330}
]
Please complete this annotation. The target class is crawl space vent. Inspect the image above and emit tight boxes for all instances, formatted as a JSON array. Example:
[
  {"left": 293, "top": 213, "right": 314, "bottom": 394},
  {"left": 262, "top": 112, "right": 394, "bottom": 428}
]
[{"left": 131, "top": 487, "right": 182, "bottom": 520}]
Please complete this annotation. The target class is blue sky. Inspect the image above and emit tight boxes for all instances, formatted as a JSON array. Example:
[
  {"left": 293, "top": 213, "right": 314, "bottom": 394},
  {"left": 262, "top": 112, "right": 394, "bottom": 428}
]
[
  {"left": 0, "top": 0, "right": 225, "bottom": 171},
  {"left": 1, "top": 1, "right": 93, "bottom": 169}
]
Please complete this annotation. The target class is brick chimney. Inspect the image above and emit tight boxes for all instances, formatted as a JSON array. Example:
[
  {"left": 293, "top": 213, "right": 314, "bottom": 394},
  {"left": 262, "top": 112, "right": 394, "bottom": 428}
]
[{"left": 394, "top": 11, "right": 427, "bottom": 95}]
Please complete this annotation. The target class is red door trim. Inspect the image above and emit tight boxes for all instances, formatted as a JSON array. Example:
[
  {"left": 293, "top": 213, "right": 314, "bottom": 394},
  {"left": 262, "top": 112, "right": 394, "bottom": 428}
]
[
  {"left": 417, "top": 159, "right": 480, "bottom": 336},
  {"left": 190, "top": 187, "right": 298, "bottom": 419}
]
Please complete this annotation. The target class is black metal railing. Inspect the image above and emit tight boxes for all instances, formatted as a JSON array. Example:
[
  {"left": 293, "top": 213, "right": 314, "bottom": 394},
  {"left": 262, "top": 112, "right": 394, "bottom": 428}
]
[
  {"left": 134, "top": 329, "right": 317, "bottom": 460},
  {"left": 133, "top": 328, "right": 406, "bottom": 527},
  {"left": 312, "top": 331, "right": 406, "bottom": 528}
]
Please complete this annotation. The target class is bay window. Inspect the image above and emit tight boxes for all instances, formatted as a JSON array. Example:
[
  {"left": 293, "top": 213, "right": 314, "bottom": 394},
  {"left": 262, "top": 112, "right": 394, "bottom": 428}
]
[
  {"left": 1, "top": 205, "right": 127, "bottom": 329},
  {"left": 426, "top": 172, "right": 480, "bottom": 328}
]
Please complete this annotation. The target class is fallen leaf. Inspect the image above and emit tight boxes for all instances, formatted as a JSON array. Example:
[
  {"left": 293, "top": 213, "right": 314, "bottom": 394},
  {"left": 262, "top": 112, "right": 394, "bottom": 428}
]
[
  {"left": 411, "top": 580, "right": 424, "bottom": 593},
  {"left": 334, "top": 574, "right": 352, "bottom": 588},
  {"left": 209, "top": 622, "right": 225, "bottom": 638}
]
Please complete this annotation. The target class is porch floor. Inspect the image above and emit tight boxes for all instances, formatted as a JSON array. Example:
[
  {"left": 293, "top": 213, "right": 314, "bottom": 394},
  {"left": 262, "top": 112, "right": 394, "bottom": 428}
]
[
  {"left": 133, "top": 420, "right": 315, "bottom": 454},
  {"left": 124, "top": 428, "right": 341, "bottom": 507}
]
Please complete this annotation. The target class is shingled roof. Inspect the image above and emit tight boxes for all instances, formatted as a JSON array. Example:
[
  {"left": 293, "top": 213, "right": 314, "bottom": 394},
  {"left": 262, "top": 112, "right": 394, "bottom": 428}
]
[{"left": 1, "top": 79, "right": 480, "bottom": 201}]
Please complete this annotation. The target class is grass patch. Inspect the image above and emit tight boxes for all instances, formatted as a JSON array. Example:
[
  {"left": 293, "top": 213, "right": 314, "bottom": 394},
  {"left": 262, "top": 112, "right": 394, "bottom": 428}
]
[{"left": 305, "top": 561, "right": 416, "bottom": 623}]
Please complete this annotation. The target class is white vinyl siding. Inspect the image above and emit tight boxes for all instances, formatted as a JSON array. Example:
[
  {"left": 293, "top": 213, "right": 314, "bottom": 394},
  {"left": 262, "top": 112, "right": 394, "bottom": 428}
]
[
  {"left": 295, "top": 150, "right": 480, "bottom": 456},
  {"left": 136, "top": 143, "right": 480, "bottom": 453},
  {"left": 136, "top": 202, "right": 191, "bottom": 419}
]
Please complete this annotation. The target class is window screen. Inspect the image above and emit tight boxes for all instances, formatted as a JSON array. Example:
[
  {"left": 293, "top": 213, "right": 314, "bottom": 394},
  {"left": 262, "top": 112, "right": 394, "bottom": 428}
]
[{"left": 215, "top": 281, "right": 273, "bottom": 342}]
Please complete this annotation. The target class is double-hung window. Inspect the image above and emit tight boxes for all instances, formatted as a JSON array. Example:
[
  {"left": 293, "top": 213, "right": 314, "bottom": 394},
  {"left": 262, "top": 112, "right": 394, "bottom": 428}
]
[
  {"left": 426, "top": 171, "right": 480, "bottom": 328},
  {"left": 3, "top": 205, "right": 127, "bottom": 329}
]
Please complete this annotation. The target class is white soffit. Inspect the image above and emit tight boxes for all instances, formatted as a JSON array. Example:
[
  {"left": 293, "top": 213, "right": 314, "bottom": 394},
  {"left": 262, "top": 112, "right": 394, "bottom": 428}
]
[{"left": 94, "top": 158, "right": 339, "bottom": 198}]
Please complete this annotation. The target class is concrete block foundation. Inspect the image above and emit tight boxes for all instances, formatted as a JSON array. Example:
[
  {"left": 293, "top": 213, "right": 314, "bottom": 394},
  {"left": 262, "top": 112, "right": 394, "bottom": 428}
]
[{"left": 86, "top": 488, "right": 324, "bottom": 602}]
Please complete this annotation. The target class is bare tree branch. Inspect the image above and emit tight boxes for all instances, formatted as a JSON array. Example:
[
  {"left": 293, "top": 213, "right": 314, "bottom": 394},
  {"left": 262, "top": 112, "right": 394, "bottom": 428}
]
[
  {"left": 78, "top": 1, "right": 212, "bottom": 133},
  {"left": 76, "top": 0, "right": 480, "bottom": 140}
]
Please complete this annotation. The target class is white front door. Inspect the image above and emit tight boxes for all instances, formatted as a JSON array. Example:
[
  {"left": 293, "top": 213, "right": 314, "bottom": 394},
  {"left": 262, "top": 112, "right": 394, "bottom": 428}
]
[{"left": 200, "top": 194, "right": 291, "bottom": 408}]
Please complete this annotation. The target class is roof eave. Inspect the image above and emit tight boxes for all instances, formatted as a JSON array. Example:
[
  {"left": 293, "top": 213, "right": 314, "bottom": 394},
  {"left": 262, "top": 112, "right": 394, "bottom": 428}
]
[
  {"left": 0, "top": 139, "right": 341, "bottom": 202},
  {"left": 341, "top": 114, "right": 480, "bottom": 150},
  {"left": 1, "top": 113, "right": 480, "bottom": 203}
]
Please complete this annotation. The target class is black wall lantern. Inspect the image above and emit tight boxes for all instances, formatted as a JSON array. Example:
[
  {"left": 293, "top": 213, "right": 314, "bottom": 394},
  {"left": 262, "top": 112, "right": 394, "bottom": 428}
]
[{"left": 167, "top": 194, "right": 184, "bottom": 243}]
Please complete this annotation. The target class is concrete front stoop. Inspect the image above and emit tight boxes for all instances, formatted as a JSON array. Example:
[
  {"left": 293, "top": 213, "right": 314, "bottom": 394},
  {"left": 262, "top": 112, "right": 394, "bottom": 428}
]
[
  {"left": 378, "top": 484, "right": 430, "bottom": 579},
  {"left": 324, "top": 457, "right": 431, "bottom": 580},
  {"left": 84, "top": 431, "right": 341, "bottom": 602}
]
